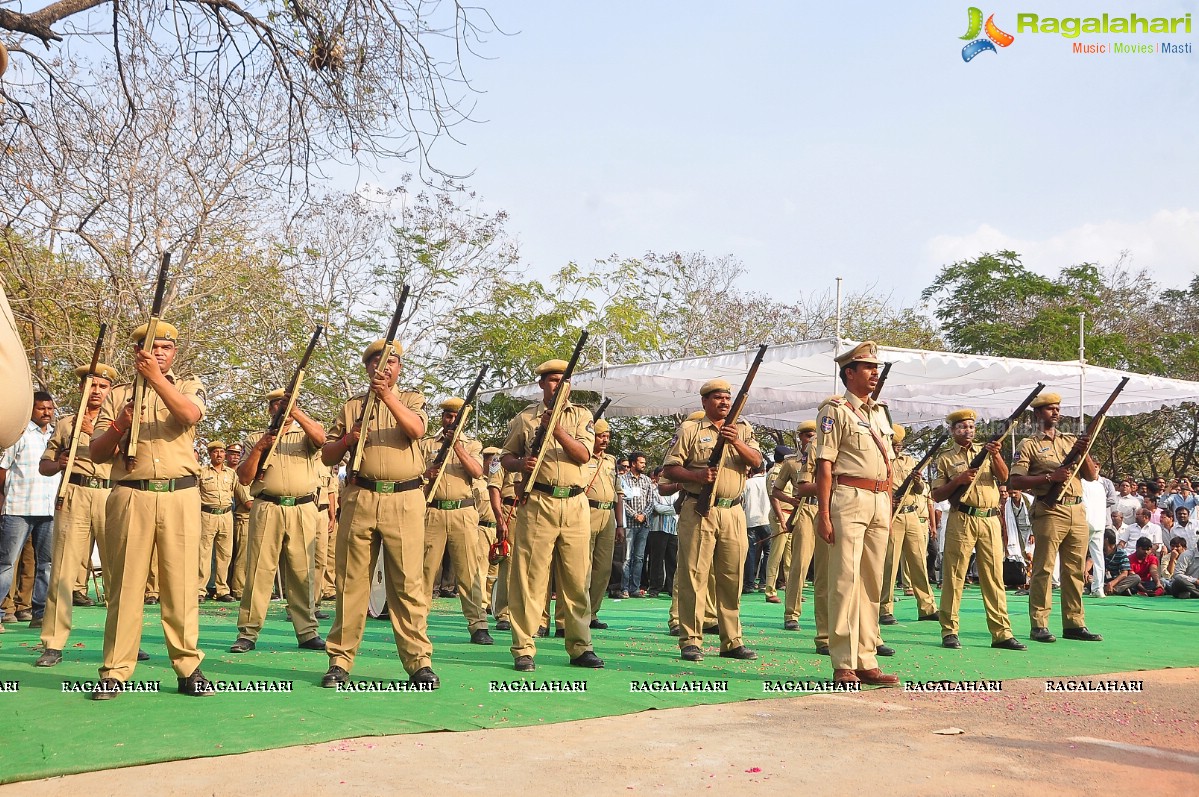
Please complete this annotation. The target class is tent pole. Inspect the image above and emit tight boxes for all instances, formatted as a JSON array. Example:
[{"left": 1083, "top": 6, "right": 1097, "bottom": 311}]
[
  {"left": 1079, "top": 312, "right": 1086, "bottom": 435},
  {"left": 833, "top": 277, "right": 843, "bottom": 392}
]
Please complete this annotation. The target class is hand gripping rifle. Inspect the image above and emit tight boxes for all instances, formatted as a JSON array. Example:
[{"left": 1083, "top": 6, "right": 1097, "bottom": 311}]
[
  {"left": 256, "top": 325, "right": 324, "bottom": 481},
  {"left": 518, "top": 330, "right": 589, "bottom": 504},
  {"left": 126, "top": 252, "right": 170, "bottom": 464},
  {"left": 424, "top": 365, "right": 488, "bottom": 500},
  {"left": 1042, "top": 376, "right": 1129, "bottom": 508},
  {"left": 348, "top": 285, "right": 410, "bottom": 478},
  {"left": 946, "top": 383, "right": 1045, "bottom": 511},
  {"left": 695, "top": 344, "right": 768, "bottom": 518},
  {"left": 891, "top": 430, "right": 948, "bottom": 520},
  {"left": 56, "top": 323, "right": 107, "bottom": 510}
]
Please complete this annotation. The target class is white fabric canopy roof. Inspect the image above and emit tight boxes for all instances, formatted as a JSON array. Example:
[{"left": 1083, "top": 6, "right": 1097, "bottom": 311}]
[{"left": 487, "top": 338, "right": 1199, "bottom": 429}]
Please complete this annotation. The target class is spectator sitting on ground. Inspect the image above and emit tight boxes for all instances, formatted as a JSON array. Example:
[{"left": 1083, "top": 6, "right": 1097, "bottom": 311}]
[
  {"left": 1128, "top": 537, "right": 1163, "bottom": 596},
  {"left": 1160, "top": 536, "right": 1185, "bottom": 595},
  {"left": 1103, "top": 530, "right": 1141, "bottom": 596},
  {"left": 1167, "top": 537, "right": 1199, "bottom": 598},
  {"left": 1173, "top": 506, "right": 1197, "bottom": 551}
]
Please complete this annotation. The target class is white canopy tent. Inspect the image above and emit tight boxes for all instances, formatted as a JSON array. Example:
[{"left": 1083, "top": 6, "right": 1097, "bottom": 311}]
[{"left": 487, "top": 338, "right": 1199, "bottom": 430}]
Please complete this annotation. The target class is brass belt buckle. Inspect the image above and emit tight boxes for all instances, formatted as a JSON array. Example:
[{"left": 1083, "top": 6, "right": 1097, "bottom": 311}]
[
  {"left": 148, "top": 479, "right": 171, "bottom": 493},
  {"left": 279, "top": 496, "right": 297, "bottom": 507},
  {"left": 376, "top": 481, "right": 396, "bottom": 494},
  {"left": 550, "top": 486, "right": 571, "bottom": 498}
]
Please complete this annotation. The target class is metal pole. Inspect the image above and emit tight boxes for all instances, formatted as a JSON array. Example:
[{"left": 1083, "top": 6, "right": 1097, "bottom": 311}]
[
  {"left": 1079, "top": 312, "right": 1086, "bottom": 435},
  {"left": 833, "top": 277, "right": 843, "bottom": 392},
  {"left": 600, "top": 335, "right": 607, "bottom": 403}
]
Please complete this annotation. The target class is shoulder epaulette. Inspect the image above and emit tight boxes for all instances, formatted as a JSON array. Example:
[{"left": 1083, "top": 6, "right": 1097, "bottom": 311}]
[{"left": 820, "top": 396, "right": 846, "bottom": 410}]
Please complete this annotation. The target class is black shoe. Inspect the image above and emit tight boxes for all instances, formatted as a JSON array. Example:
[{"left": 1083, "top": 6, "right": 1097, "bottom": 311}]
[
  {"left": 702, "top": 624, "right": 719, "bottom": 635},
  {"left": 719, "top": 646, "right": 758, "bottom": 660},
  {"left": 879, "top": 613, "right": 897, "bottom": 626},
  {"left": 876, "top": 644, "right": 895, "bottom": 657},
  {"left": 536, "top": 625, "right": 549, "bottom": 638},
  {"left": 35, "top": 648, "right": 62, "bottom": 667},
  {"left": 918, "top": 613, "right": 939, "bottom": 621},
  {"left": 495, "top": 620, "right": 512, "bottom": 631},
  {"left": 144, "top": 596, "right": 160, "bottom": 605},
  {"left": 1030, "top": 627, "right": 1057, "bottom": 643},
  {"left": 514, "top": 655, "right": 536, "bottom": 672},
  {"left": 589, "top": 619, "right": 608, "bottom": 630},
  {"left": 91, "top": 678, "right": 123, "bottom": 700},
  {"left": 942, "top": 634, "right": 961, "bottom": 649},
  {"left": 470, "top": 629, "right": 495, "bottom": 645},
  {"left": 72, "top": 591, "right": 94, "bottom": 607},
  {"left": 28, "top": 616, "right": 43, "bottom": 629},
  {"left": 680, "top": 645, "right": 704, "bottom": 662},
  {"left": 815, "top": 645, "right": 830, "bottom": 656},
  {"left": 991, "top": 637, "right": 1027, "bottom": 651},
  {"left": 314, "top": 610, "right": 330, "bottom": 620},
  {"left": 178, "top": 668, "right": 216, "bottom": 697},
  {"left": 321, "top": 666, "right": 349, "bottom": 687},
  {"left": 569, "top": 651, "right": 605, "bottom": 668},
  {"left": 409, "top": 667, "right": 440, "bottom": 689},
  {"left": 230, "top": 637, "right": 256, "bottom": 653},
  {"left": 137, "top": 649, "right": 150, "bottom": 662},
  {"left": 783, "top": 620, "right": 801, "bottom": 631},
  {"left": 216, "top": 594, "right": 236, "bottom": 603},
  {"left": 554, "top": 628, "right": 565, "bottom": 638},
  {"left": 1062, "top": 626, "right": 1103, "bottom": 642},
  {"left": 298, "top": 636, "right": 327, "bottom": 651},
  {"left": 15, "top": 610, "right": 32, "bottom": 622},
  {"left": 668, "top": 625, "right": 681, "bottom": 637}
]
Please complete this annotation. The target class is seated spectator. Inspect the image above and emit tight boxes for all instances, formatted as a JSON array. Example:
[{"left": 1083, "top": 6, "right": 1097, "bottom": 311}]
[
  {"left": 1168, "top": 537, "right": 1199, "bottom": 598},
  {"left": 1128, "top": 537, "right": 1163, "bottom": 596},
  {"left": 1161, "top": 536, "right": 1185, "bottom": 594},
  {"left": 1102, "top": 530, "right": 1141, "bottom": 596},
  {"left": 1174, "top": 506, "right": 1198, "bottom": 551}
]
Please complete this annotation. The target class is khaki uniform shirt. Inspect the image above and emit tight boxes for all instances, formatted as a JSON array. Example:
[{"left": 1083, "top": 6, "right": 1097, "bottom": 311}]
[
  {"left": 934, "top": 442, "right": 1000, "bottom": 509},
  {"left": 584, "top": 452, "right": 619, "bottom": 505},
  {"left": 488, "top": 462, "right": 518, "bottom": 500},
  {"left": 42, "top": 412, "right": 112, "bottom": 479},
  {"left": 501, "top": 401, "right": 594, "bottom": 489},
  {"left": 233, "top": 479, "right": 252, "bottom": 515},
  {"left": 329, "top": 388, "right": 428, "bottom": 482},
  {"left": 247, "top": 426, "right": 321, "bottom": 498},
  {"left": 1010, "top": 430, "right": 1083, "bottom": 501},
  {"left": 814, "top": 392, "right": 893, "bottom": 481},
  {"left": 774, "top": 445, "right": 816, "bottom": 509},
  {"left": 475, "top": 476, "right": 496, "bottom": 524},
  {"left": 420, "top": 433, "right": 483, "bottom": 501},
  {"left": 663, "top": 417, "right": 760, "bottom": 501},
  {"left": 199, "top": 464, "right": 237, "bottom": 509},
  {"left": 95, "top": 371, "right": 206, "bottom": 481}
]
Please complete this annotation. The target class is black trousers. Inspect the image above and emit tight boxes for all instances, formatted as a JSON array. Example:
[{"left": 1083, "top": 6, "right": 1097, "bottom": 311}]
[{"left": 646, "top": 530, "right": 678, "bottom": 595}]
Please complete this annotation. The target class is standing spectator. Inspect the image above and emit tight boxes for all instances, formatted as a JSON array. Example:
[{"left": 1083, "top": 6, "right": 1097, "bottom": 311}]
[
  {"left": 1113, "top": 479, "right": 1141, "bottom": 526},
  {"left": 761, "top": 445, "right": 795, "bottom": 603},
  {"left": 1102, "top": 531, "right": 1140, "bottom": 596},
  {"left": 649, "top": 469, "right": 680, "bottom": 597},
  {"left": 1082, "top": 475, "right": 1109, "bottom": 597},
  {"left": 741, "top": 462, "right": 771, "bottom": 593},
  {"left": 0, "top": 391, "right": 58, "bottom": 629},
  {"left": 1128, "top": 537, "right": 1163, "bottom": 596},
  {"left": 619, "top": 452, "right": 654, "bottom": 598}
]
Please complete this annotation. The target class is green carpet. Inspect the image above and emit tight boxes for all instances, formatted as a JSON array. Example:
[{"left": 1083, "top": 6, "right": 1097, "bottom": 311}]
[{"left": 2, "top": 585, "right": 1198, "bottom": 784}]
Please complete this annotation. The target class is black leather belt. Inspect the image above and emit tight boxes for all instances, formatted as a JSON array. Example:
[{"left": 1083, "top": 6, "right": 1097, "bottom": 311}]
[
  {"left": 800, "top": 496, "right": 819, "bottom": 506},
  {"left": 531, "top": 482, "right": 584, "bottom": 499},
  {"left": 318, "top": 504, "right": 329, "bottom": 511},
  {"left": 502, "top": 497, "right": 519, "bottom": 507},
  {"left": 897, "top": 504, "right": 918, "bottom": 514},
  {"left": 68, "top": 474, "right": 112, "bottom": 489},
  {"left": 201, "top": 505, "right": 230, "bottom": 515},
  {"left": 352, "top": 475, "right": 423, "bottom": 494},
  {"left": 428, "top": 497, "right": 476, "bottom": 510},
  {"left": 1037, "top": 495, "right": 1083, "bottom": 507},
  {"left": 684, "top": 493, "right": 742, "bottom": 508},
  {"left": 588, "top": 499, "right": 615, "bottom": 510},
  {"left": 118, "top": 476, "right": 198, "bottom": 493},
  {"left": 258, "top": 493, "right": 316, "bottom": 507},
  {"left": 479, "top": 520, "right": 497, "bottom": 528},
  {"left": 956, "top": 505, "right": 999, "bottom": 518}
]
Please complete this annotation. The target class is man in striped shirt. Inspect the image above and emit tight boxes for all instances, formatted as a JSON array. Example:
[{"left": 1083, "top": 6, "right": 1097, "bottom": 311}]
[{"left": 620, "top": 452, "right": 654, "bottom": 598}]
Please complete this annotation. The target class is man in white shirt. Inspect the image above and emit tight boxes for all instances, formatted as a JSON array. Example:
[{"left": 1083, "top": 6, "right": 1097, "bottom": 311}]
[
  {"left": 0, "top": 391, "right": 58, "bottom": 629},
  {"left": 1120, "top": 508, "right": 1162, "bottom": 557},
  {"left": 1113, "top": 480, "right": 1142, "bottom": 527},
  {"left": 741, "top": 463, "right": 772, "bottom": 592},
  {"left": 1171, "top": 506, "right": 1198, "bottom": 551}
]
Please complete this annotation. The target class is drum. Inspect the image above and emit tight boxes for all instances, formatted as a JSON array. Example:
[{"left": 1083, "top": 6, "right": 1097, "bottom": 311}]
[{"left": 367, "top": 552, "right": 388, "bottom": 619}]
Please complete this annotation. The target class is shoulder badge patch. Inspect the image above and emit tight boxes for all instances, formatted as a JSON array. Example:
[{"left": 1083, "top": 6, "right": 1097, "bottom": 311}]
[{"left": 820, "top": 416, "right": 834, "bottom": 434}]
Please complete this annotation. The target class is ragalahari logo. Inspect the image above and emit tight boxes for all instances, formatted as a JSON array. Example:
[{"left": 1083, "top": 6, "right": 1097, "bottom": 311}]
[{"left": 961, "top": 7, "right": 1015, "bottom": 61}]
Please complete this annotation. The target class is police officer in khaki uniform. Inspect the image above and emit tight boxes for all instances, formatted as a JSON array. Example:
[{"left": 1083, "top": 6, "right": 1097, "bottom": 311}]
[
  {"left": 487, "top": 461, "right": 519, "bottom": 632},
  {"left": 930, "top": 410, "right": 1025, "bottom": 651},
  {"left": 229, "top": 389, "right": 327, "bottom": 653},
  {"left": 225, "top": 442, "right": 253, "bottom": 599},
  {"left": 663, "top": 378, "right": 762, "bottom": 663},
  {"left": 315, "top": 461, "right": 339, "bottom": 609},
  {"left": 197, "top": 440, "right": 236, "bottom": 602},
  {"left": 814, "top": 341, "right": 898, "bottom": 686},
  {"left": 665, "top": 410, "right": 717, "bottom": 638},
  {"left": 89, "top": 321, "right": 212, "bottom": 698},
  {"left": 761, "top": 450, "right": 792, "bottom": 602},
  {"left": 1008, "top": 392, "right": 1102, "bottom": 643},
  {"left": 582, "top": 418, "right": 622, "bottom": 630},
  {"left": 500, "top": 359, "right": 602, "bottom": 672},
  {"left": 880, "top": 424, "right": 938, "bottom": 625},
  {"left": 477, "top": 447, "right": 502, "bottom": 615},
  {"left": 772, "top": 420, "right": 819, "bottom": 632},
  {"left": 421, "top": 397, "right": 489, "bottom": 644},
  {"left": 35, "top": 362, "right": 119, "bottom": 666},
  {"left": 320, "top": 339, "right": 439, "bottom": 688}
]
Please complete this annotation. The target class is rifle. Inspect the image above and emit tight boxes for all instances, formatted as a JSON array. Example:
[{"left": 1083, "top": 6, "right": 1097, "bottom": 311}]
[
  {"left": 126, "top": 252, "right": 171, "bottom": 463},
  {"left": 592, "top": 397, "right": 612, "bottom": 422},
  {"left": 56, "top": 324, "right": 107, "bottom": 510},
  {"left": 348, "top": 285, "right": 410, "bottom": 478},
  {"left": 1042, "top": 376, "right": 1129, "bottom": 508},
  {"left": 424, "top": 365, "right": 488, "bottom": 500},
  {"left": 519, "top": 330, "right": 589, "bottom": 503},
  {"left": 872, "top": 360, "right": 893, "bottom": 425},
  {"left": 947, "top": 383, "right": 1045, "bottom": 510},
  {"left": 695, "top": 344, "right": 769, "bottom": 518},
  {"left": 892, "top": 430, "right": 948, "bottom": 520},
  {"left": 256, "top": 325, "right": 324, "bottom": 481}
]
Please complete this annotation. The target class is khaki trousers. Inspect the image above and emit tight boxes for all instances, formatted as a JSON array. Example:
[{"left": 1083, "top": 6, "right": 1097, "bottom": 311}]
[
  {"left": 812, "top": 536, "right": 830, "bottom": 648},
  {"left": 480, "top": 527, "right": 496, "bottom": 612},
  {"left": 762, "top": 514, "right": 792, "bottom": 597},
  {"left": 882, "top": 508, "right": 936, "bottom": 618},
  {"left": 198, "top": 512, "right": 233, "bottom": 597},
  {"left": 229, "top": 511, "right": 250, "bottom": 597},
  {"left": 74, "top": 532, "right": 95, "bottom": 595},
  {"left": 42, "top": 484, "right": 110, "bottom": 649},
  {"left": 423, "top": 505, "right": 487, "bottom": 632},
  {"left": 508, "top": 491, "right": 592, "bottom": 660},
  {"left": 783, "top": 503, "right": 818, "bottom": 622},
  {"left": 100, "top": 485, "right": 203, "bottom": 681},
  {"left": 827, "top": 484, "right": 889, "bottom": 672},
  {"left": 145, "top": 543, "right": 159, "bottom": 600},
  {"left": 327, "top": 486, "right": 431, "bottom": 675},
  {"left": 669, "top": 568, "right": 717, "bottom": 628},
  {"left": 939, "top": 510, "right": 1012, "bottom": 641},
  {"left": 236, "top": 500, "right": 319, "bottom": 644},
  {"left": 1029, "top": 501, "right": 1088, "bottom": 630},
  {"left": 676, "top": 500, "right": 747, "bottom": 652},
  {"left": 587, "top": 507, "right": 616, "bottom": 623}
]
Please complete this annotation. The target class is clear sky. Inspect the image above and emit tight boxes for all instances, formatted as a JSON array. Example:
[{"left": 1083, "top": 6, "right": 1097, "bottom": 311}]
[{"left": 369, "top": 1, "right": 1199, "bottom": 305}]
